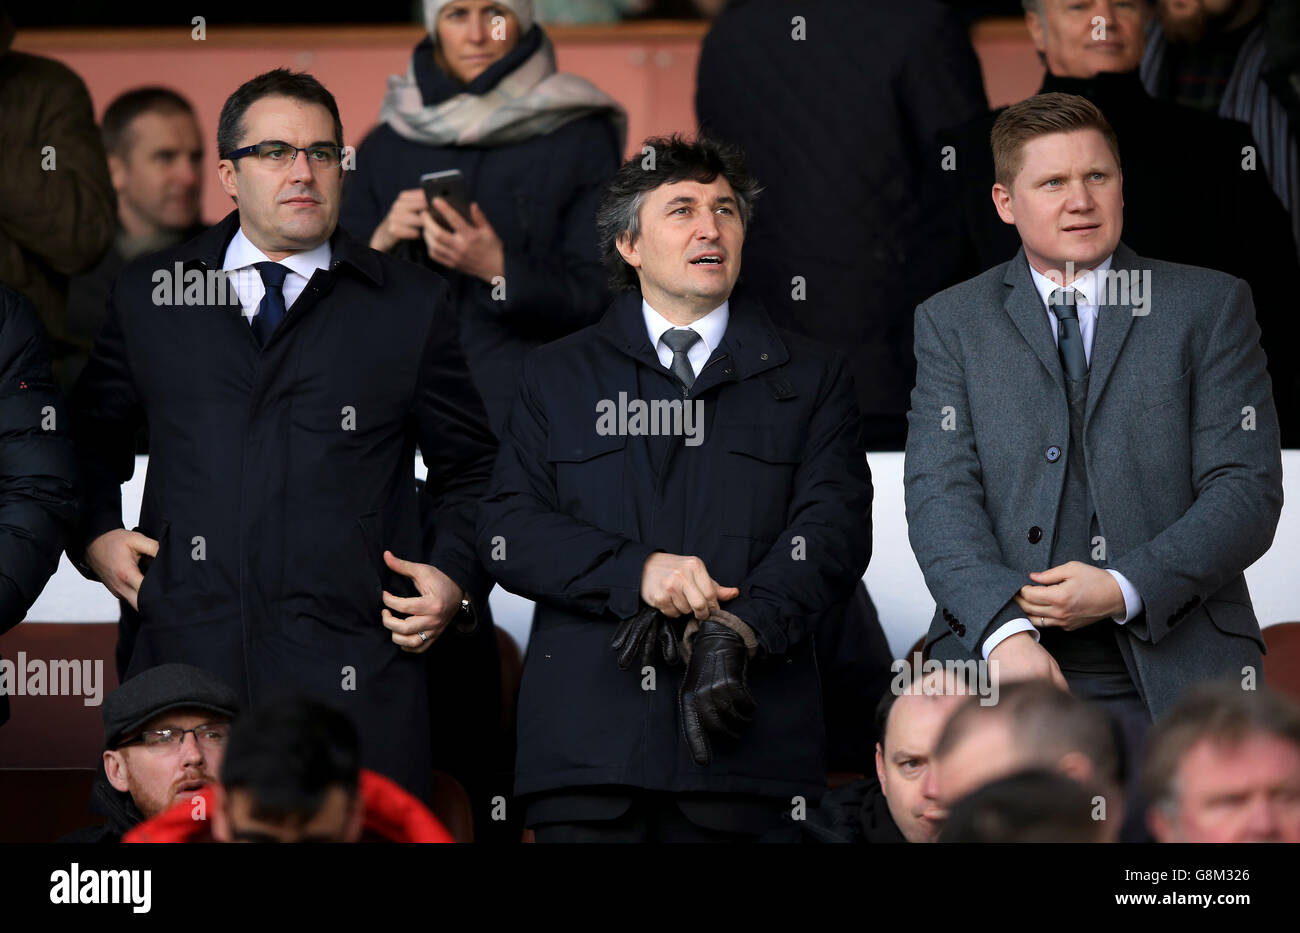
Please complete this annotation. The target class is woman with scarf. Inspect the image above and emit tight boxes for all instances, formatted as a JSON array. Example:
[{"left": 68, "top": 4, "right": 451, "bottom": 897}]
[{"left": 342, "top": 0, "right": 626, "bottom": 434}]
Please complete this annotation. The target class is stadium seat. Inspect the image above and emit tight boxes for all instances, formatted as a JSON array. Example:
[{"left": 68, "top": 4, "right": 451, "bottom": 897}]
[
  {"left": 496, "top": 627, "right": 522, "bottom": 736},
  {"left": 1263, "top": 621, "right": 1300, "bottom": 704},
  {"left": 0, "top": 623, "right": 119, "bottom": 768},
  {"left": 431, "top": 770, "right": 475, "bottom": 843},
  {"left": 0, "top": 768, "right": 98, "bottom": 842}
]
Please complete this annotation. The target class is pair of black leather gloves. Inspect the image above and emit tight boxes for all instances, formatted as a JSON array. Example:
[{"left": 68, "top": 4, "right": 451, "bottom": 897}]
[{"left": 611, "top": 604, "right": 758, "bottom": 766}]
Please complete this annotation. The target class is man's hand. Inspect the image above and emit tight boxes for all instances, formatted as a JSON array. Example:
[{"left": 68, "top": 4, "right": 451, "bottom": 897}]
[
  {"left": 986, "top": 631, "right": 1070, "bottom": 691},
  {"left": 380, "top": 550, "right": 463, "bottom": 654},
  {"left": 421, "top": 199, "right": 505, "bottom": 284},
  {"left": 369, "top": 189, "right": 428, "bottom": 253},
  {"left": 1014, "top": 560, "right": 1125, "bottom": 631},
  {"left": 611, "top": 604, "right": 681, "bottom": 671},
  {"left": 85, "top": 529, "right": 159, "bottom": 611},
  {"left": 640, "top": 552, "right": 740, "bottom": 619},
  {"left": 679, "top": 618, "right": 756, "bottom": 766}
]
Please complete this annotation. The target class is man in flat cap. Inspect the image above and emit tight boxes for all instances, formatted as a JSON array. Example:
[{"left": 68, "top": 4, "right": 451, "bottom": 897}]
[{"left": 61, "top": 663, "right": 239, "bottom": 843}]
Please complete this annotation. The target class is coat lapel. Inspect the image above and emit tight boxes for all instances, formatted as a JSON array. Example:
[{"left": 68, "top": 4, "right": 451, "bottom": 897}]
[
  {"left": 1084, "top": 241, "right": 1141, "bottom": 426},
  {"left": 1002, "top": 248, "right": 1064, "bottom": 394}
]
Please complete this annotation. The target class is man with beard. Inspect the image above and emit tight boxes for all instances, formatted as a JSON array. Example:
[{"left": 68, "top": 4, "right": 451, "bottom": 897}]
[
  {"left": 61, "top": 663, "right": 238, "bottom": 843},
  {"left": 1141, "top": 0, "right": 1300, "bottom": 260}
]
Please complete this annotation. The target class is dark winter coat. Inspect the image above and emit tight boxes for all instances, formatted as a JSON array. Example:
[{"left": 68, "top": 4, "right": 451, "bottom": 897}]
[
  {"left": 0, "top": 284, "right": 78, "bottom": 727},
  {"left": 66, "top": 212, "right": 498, "bottom": 801},
  {"left": 696, "top": 0, "right": 989, "bottom": 448},
  {"left": 478, "top": 288, "right": 872, "bottom": 799}
]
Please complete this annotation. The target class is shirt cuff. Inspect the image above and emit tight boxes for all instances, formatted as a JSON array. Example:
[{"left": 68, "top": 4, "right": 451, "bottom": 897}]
[
  {"left": 982, "top": 618, "right": 1040, "bottom": 661},
  {"left": 1106, "top": 569, "right": 1143, "bottom": 624}
]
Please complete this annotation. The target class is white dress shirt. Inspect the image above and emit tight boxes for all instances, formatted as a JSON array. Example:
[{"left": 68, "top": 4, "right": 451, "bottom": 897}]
[
  {"left": 222, "top": 228, "right": 333, "bottom": 324},
  {"left": 642, "top": 299, "right": 730, "bottom": 378},
  {"left": 983, "top": 254, "right": 1144, "bottom": 659}
]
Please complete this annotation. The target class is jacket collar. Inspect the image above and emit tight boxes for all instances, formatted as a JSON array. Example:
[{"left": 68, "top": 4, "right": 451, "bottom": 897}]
[
  {"left": 1038, "top": 69, "right": 1149, "bottom": 117},
  {"left": 1001, "top": 241, "right": 1143, "bottom": 424},
  {"left": 90, "top": 761, "right": 146, "bottom": 836},
  {"left": 177, "top": 210, "right": 383, "bottom": 286},
  {"left": 597, "top": 286, "right": 791, "bottom": 391}
]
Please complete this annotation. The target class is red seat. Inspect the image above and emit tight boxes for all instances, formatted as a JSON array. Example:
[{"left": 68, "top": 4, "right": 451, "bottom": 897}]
[
  {"left": 1263, "top": 622, "right": 1300, "bottom": 705},
  {"left": 431, "top": 769, "right": 475, "bottom": 843},
  {"left": 0, "top": 623, "right": 119, "bottom": 768},
  {"left": 496, "top": 627, "right": 522, "bottom": 736},
  {"left": 0, "top": 768, "right": 99, "bottom": 842}
]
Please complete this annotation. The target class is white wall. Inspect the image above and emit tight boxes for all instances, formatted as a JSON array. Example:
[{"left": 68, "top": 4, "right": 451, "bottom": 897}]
[{"left": 28, "top": 453, "right": 1299, "bottom": 660}]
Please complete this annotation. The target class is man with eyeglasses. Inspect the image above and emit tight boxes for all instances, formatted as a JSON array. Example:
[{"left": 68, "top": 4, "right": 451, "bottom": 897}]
[
  {"left": 123, "top": 696, "right": 454, "bottom": 843},
  {"left": 66, "top": 69, "right": 498, "bottom": 806},
  {"left": 61, "top": 663, "right": 239, "bottom": 843}
]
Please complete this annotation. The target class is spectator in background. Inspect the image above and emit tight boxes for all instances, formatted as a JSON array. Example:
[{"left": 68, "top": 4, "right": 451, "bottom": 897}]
[
  {"left": 125, "top": 698, "right": 454, "bottom": 842},
  {"left": 0, "top": 285, "right": 79, "bottom": 730},
  {"left": 766, "top": 669, "right": 967, "bottom": 843},
  {"left": 61, "top": 664, "right": 239, "bottom": 844},
  {"left": 696, "top": 0, "right": 987, "bottom": 450},
  {"left": 1144, "top": 682, "right": 1300, "bottom": 843},
  {"left": 1142, "top": 0, "right": 1300, "bottom": 260},
  {"left": 534, "top": 0, "right": 649, "bottom": 23},
  {"left": 939, "top": 0, "right": 1299, "bottom": 445},
  {"left": 342, "top": 0, "right": 625, "bottom": 435},
  {"left": 940, "top": 769, "right": 1109, "bottom": 842},
  {"left": 929, "top": 682, "right": 1125, "bottom": 842},
  {"left": 64, "top": 88, "right": 206, "bottom": 389},
  {"left": 0, "top": 3, "right": 116, "bottom": 391}
]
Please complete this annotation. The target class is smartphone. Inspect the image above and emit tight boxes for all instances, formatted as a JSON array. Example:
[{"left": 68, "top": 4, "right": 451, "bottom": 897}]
[{"left": 420, "top": 170, "right": 471, "bottom": 232}]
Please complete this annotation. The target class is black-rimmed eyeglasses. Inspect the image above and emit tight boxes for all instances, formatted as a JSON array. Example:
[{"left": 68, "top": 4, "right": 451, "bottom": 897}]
[
  {"left": 223, "top": 141, "right": 344, "bottom": 170},
  {"left": 117, "top": 723, "right": 230, "bottom": 751}
]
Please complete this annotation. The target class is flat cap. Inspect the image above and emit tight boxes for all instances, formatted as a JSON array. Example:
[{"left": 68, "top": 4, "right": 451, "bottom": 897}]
[{"left": 103, "top": 663, "right": 240, "bottom": 749}]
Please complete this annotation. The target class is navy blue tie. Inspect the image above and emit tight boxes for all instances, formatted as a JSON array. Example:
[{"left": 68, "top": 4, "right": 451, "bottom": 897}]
[{"left": 251, "top": 261, "right": 289, "bottom": 346}]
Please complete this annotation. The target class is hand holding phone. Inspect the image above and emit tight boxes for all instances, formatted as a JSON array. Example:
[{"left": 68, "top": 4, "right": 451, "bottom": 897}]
[{"left": 421, "top": 170, "right": 472, "bottom": 233}]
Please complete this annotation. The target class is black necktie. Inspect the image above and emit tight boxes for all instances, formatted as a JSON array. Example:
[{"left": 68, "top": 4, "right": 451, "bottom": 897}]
[
  {"left": 1049, "top": 288, "right": 1088, "bottom": 380},
  {"left": 252, "top": 261, "right": 289, "bottom": 346},
  {"left": 661, "top": 328, "right": 701, "bottom": 390}
]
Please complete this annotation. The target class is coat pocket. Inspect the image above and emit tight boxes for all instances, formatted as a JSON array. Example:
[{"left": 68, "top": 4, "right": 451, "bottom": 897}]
[
  {"left": 355, "top": 510, "right": 385, "bottom": 606},
  {"left": 1138, "top": 365, "right": 1192, "bottom": 413},
  {"left": 545, "top": 429, "right": 627, "bottom": 530},
  {"left": 135, "top": 520, "right": 171, "bottom": 617},
  {"left": 720, "top": 423, "right": 802, "bottom": 541}
]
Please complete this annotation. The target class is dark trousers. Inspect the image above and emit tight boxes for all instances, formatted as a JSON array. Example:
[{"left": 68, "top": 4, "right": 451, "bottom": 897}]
[
  {"left": 1060, "top": 667, "right": 1153, "bottom": 844},
  {"left": 528, "top": 788, "right": 789, "bottom": 843}
]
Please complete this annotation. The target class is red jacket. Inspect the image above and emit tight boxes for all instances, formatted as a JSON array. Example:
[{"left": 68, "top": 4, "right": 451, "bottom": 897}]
[{"left": 123, "top": 769, "right": 455, "bottom": 843}]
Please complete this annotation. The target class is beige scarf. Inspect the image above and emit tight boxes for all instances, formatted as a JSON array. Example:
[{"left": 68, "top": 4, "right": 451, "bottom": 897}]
[{"left": 379, "top": 30, "right": 627, "bottom": 150}]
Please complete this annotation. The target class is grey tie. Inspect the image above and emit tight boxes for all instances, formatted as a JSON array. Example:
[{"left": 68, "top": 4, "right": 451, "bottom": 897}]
[
  {"left": 661, "top": 328, "right": 701, "bottom": 390},
  {"left": 1049, "top": 288, "right": 1088, "bottom": 381}
]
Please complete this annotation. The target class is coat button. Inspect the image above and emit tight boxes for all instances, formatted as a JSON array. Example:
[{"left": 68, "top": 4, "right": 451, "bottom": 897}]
[
  {"left": 956, "top": 623, "right": 967, "bottom": 637},
  {"left": 723, "top": 367, "right": 735, "bottom": 376},
  {"left": 1028, "top": 525, "right": 1043, "bottom": 543},
  {"left": 1046, "top": 446, "right": 1061, "bottom": 463}
]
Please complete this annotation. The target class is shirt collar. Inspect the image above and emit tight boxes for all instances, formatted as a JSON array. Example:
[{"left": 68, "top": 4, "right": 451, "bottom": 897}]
[
  {"left": 642, "top": 298, "right": 730, "bottom": 356},
  {"left": 222, "top": 227, "right": 332, "bottom": 278},
  {"left": 1028, "top": 252, "right": 1114, "bottom": 309}
]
